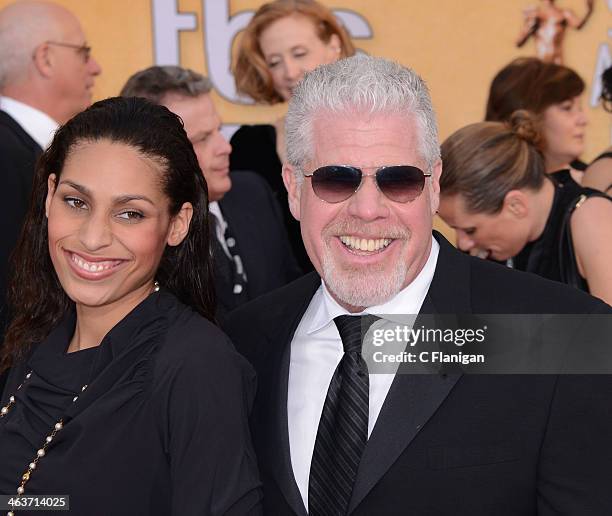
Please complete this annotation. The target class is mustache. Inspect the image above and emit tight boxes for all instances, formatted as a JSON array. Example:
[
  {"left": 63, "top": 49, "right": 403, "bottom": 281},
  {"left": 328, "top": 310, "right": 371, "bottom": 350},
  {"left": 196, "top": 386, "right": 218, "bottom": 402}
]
[{"left": 322, "top": 219, "right": 409, "bottom": 240}]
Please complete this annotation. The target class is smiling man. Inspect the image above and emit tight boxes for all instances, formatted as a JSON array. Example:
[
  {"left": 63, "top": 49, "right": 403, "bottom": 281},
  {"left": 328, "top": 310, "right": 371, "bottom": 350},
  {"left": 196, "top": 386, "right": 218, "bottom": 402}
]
[{"left": 224, "top": 55, "right": 612, "bottom": 515}]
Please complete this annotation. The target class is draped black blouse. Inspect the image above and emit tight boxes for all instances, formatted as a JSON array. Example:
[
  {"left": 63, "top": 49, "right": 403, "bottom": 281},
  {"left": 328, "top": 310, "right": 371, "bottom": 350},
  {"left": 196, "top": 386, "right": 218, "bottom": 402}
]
[{"left": 0, "top": 290, "right": 262, "bottom": 515}]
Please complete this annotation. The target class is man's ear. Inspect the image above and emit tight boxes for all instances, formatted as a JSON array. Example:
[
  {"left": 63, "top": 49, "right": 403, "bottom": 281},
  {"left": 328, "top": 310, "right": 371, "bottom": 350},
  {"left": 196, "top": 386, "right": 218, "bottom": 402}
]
[
  {"left": 167, "top": 202, "right": 193, "bottom": 246},
  {"left": 45, "top": 174, "right": 57, "bottom": 218},
  {"left": 282, "top": 163, "right": 301, "bottom": 221},
  {"left": 32, "top": 43, "right": 53, "bottom": 78},
  {"left": 429, "top": 159, "right": 443, "bottom": 215},
  {"left": 502, "top": 190, "right": 528, "bottom": 218}
]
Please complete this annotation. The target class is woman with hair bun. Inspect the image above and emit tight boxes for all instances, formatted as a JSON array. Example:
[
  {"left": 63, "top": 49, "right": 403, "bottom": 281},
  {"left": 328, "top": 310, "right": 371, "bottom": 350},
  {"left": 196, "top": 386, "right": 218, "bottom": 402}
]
[
  {"left": 439, "top": 111, "right": 612, "bottom": 305},
  {"left": 230, "top": 0, "right": 355, "bottom": 270},
  {"left": 485, "top": 57, "right": 588, "bottom": 183},
  {"left": 583, "top": 65, "right": 612, "bottom": 194}
]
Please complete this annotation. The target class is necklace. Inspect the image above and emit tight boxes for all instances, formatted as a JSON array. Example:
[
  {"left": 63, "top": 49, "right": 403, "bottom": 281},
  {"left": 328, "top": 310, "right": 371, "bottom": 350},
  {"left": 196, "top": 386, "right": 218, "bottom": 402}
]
[
  {"left": 1, "top": 370, "right": 88, "bottom": 515},
  {"left": 1, "top": 283, "right": 160, "bottom": 514}
]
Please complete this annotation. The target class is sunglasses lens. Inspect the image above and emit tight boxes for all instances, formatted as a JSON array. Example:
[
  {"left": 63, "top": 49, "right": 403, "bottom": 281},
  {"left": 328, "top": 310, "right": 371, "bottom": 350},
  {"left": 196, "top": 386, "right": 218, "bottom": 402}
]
[
  {"left": 377, "top": 166, "right": 426, "bottom": 202},
  {"left": 310, "top": 166, "right": 361, "bottom": 203}
]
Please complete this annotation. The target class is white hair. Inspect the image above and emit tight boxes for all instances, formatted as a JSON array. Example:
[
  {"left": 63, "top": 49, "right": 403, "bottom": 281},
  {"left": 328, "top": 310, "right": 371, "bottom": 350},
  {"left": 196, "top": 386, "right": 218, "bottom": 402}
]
[
  {"left": 0, "top": 1, "right": 66, "bottom": 89},
  {"left": 285, "top": 54, "right": 440, "bottom": 179}
]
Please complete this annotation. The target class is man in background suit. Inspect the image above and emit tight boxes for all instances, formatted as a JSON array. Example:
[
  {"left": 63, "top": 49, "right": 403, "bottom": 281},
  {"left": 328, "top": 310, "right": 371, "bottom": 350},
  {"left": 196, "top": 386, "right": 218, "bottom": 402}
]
[
  {"left": 225, "top": 55, "right": 612, "bottom": 515},
  {"left": 0, "top": 1, "right": 101, "bottom": 351},
  {"left": 121, "top": 66, "right": 301, "bottom": 317}
]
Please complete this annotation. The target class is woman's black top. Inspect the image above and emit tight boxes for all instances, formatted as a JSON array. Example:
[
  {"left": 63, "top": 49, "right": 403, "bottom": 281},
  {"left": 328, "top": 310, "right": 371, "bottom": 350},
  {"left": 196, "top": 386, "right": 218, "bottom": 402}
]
[
  {"left": 513, "top": 171, "right": 593, "bottom": 291},
  {"left": 0, "top": 290, "right": 262, "bottom": 515},
  {"left": 591, "top": 151, "right": 612, "bottom": 163},
  {"left": 588, "top": 152, "right": 612, "bottom": 192},
  {"left": 230, "top": 124, "right": 313, "bottom": 271}
]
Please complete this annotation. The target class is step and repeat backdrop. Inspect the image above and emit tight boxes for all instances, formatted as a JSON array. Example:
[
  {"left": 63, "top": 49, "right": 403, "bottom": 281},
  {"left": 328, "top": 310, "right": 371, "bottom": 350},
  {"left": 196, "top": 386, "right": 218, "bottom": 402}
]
[{"left": 2, "top": 0, "right": 610, "bottom": 233}]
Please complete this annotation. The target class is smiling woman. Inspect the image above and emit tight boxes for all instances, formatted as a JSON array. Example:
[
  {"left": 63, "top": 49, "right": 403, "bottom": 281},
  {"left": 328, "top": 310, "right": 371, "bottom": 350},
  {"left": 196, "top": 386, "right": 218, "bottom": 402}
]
[{"left": 0, "top": 98, "right": 262, "bottom": 514}]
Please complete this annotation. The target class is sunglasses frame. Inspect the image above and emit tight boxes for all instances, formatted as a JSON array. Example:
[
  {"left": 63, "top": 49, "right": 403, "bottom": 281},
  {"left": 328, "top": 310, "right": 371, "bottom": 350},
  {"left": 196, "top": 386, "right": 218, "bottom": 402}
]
[
  {"left": 303, "top": 164, "right": 432, "bottom": 204},
  {"left": 46, "top": 41, "right": 92, "bottom": 62}
]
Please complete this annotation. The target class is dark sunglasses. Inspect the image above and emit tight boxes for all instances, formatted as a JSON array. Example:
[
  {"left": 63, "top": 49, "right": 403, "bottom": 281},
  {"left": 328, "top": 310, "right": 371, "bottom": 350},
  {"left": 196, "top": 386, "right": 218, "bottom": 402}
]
[{"left": 303, "top": 165, "right": 432, "bottom": 203}]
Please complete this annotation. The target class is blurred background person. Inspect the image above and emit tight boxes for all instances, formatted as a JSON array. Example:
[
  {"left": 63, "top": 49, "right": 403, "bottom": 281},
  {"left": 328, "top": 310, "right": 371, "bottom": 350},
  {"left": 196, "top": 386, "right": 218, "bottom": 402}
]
[
  {"left": 583, "top": 65, "right": 612, "bottom": 195},
  {"left": 230, "top": 0, "right": 355, "bottom": 271},
  {"left": 485, "top": 57, "right": 588, "bottom": 183},
  {"left": 0, "top": 97, "right": 262, "bottom": 514},
  {"left": 121, "top": 66, "right": 301, "bottom": 318},
  {"left": 0, "top": 0, "right": 101, "bottom": 351},
  {"left": 439, "top": 111, "right": 612, "bottom": 305}
]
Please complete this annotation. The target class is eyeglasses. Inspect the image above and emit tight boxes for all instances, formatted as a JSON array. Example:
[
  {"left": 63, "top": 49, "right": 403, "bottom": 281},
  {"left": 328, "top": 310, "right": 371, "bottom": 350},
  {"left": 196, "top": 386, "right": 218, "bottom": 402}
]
[
  {"left": 303, "top": 165, "right": 432, "bottom": 203},
  {"left": 46, "top": 41, "right": 92, "bottom": 62}
]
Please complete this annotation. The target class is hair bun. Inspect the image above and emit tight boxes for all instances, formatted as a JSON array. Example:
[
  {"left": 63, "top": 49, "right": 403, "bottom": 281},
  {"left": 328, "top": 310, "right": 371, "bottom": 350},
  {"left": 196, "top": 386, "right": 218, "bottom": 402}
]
[{"left": 508, "top": 109, "right": 541, "bottom": 147}]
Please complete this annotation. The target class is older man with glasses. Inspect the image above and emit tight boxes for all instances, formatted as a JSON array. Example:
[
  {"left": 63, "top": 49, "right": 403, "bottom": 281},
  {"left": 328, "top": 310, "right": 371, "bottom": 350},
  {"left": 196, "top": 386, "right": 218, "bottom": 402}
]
[
  {"left": 224, "top": 55, "right": 612, "bottom": 515},
  {"left": 0, "top": 1, "right": 101, "bottom": 370}
]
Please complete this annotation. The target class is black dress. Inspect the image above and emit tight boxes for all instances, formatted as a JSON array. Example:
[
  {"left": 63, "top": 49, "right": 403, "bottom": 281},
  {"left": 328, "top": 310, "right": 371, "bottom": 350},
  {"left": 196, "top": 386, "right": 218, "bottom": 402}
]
[
  {"left": 587, "top": 151, "right": 612, "bottom": 193},
  {"left": 513, "top": 171, "right": 606, "bottom": 292},
  {"left": 0, "top": 290, "right": 262, "bottom": 515},
  {"left": 230, "top": 124, "right": 313, "bottom": 272}
]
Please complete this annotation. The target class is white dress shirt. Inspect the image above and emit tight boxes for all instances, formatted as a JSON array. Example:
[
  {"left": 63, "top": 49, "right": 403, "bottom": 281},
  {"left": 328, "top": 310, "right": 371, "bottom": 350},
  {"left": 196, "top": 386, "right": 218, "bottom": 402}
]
[
  {"left": 208, "top": 201, "right": 231, "bottom": 258},
  {"left": 288, "top": 238, "right": 440, "bottom": 511},
  {"left": 0, "top": 96, "right": 58, "bottom": 150}
]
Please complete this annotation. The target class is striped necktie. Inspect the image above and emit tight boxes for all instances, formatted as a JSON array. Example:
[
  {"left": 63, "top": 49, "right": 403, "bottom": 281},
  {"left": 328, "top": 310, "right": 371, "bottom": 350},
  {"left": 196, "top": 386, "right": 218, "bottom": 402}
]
[{"left": 308, "top": 314, "right": 377, "bottom": 516}]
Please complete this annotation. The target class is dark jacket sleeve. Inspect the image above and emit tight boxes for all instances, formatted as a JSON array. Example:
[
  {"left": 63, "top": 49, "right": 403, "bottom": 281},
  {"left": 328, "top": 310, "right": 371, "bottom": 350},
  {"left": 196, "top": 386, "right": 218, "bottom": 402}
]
[{"left": 155, "top": 323, "right": 262, "bottom": 515}]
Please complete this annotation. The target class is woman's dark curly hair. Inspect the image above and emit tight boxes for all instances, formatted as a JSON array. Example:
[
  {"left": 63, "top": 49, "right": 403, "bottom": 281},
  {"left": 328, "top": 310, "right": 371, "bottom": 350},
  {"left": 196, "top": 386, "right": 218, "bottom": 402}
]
[{"left": 0, "top": 96, "right": 215, "bottom": 372}]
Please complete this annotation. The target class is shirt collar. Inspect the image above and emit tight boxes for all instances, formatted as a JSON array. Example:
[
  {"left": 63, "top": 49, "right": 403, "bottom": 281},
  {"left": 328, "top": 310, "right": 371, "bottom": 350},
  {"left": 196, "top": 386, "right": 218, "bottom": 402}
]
[
  {"left": 306, "top": 237, "right": 440, "bottom": 334},
  {"left": 208, "top": 201, "right": 227, "bottom": 229},
  {"left": 0, "top": 95, "right": 59, "bottom": 149}
]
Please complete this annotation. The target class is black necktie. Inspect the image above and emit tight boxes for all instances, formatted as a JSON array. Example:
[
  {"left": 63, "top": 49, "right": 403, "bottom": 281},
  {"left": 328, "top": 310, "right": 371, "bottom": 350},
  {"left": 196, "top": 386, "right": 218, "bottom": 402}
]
[{"left": 308, "top": 314, "right": 377, "bottom": 516}]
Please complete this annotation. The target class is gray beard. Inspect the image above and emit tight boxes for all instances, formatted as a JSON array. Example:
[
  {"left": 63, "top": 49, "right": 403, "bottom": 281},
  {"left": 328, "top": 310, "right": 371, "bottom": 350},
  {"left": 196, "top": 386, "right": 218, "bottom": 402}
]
[{"left": 321, "top": 249, "right": 408, "bottom": 310}]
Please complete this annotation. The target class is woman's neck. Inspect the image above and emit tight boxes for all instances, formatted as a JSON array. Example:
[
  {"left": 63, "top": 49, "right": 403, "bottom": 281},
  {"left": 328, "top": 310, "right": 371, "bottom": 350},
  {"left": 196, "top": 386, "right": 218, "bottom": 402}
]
[
  {"left": 67, "top": 283, "right": 154, "bottom": 353},
  {"left": 528, "top": 178, "right": 556, "bottom": 242},
  {"left": 545, "top": 153, "right": 573, "bottom": 174}
]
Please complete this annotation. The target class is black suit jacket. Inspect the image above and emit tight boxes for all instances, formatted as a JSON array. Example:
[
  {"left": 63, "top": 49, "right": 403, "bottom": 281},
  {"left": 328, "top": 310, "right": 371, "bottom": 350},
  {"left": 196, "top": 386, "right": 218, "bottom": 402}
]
[
  {"left": 224, "top": 233, "right": 612, "bottom": 515},
  {"left": 215, "top": 171, "right": 302, "bottom": 317},
  {"left": 0, "top": 111, "right": 42, "bottom": 328}
]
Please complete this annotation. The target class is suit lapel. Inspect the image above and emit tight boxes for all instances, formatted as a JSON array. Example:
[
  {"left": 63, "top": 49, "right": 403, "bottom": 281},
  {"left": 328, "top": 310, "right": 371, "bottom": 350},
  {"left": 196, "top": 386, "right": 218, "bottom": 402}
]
[
  {"left": 260, "top": 273, "right": 320, "bottom": 516},
  {"left": 349, "top": 233, "right": 473, "bottom": 512},
  {"left": 0, "top": 110, "right": 43, "bottom": 155}
]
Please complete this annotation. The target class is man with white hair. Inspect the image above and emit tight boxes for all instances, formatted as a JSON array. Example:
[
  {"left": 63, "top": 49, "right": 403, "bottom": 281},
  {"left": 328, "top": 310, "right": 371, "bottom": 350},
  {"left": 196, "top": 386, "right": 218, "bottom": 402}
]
[
  {"left": 0, "top": 1, "right": 101, "bottom": 336},
  {"left": 225, "top": 55, "right": 612, "bottom": 515}
]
